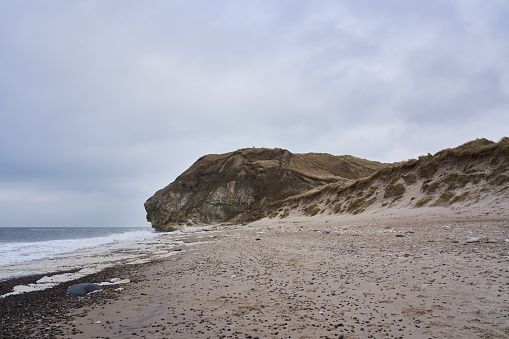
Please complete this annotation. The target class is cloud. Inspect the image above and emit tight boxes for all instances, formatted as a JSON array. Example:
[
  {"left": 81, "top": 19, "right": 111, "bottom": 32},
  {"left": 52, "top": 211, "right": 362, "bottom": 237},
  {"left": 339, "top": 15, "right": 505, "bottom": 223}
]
[{"left": 0, "top": 0, "right": 508, "bottom": 226}]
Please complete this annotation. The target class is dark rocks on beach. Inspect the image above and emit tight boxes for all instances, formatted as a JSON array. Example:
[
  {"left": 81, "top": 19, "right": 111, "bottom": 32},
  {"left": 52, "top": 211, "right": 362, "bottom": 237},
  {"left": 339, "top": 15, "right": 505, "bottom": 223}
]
[
  {"left": 0, "top": 269, "right": 80, "bottom": 297},
  {"left": 66, "top": 283, "right": 102, "bottom": 295},
  {"left": 0, "top": 262, "right": 148, "bottom": 338}
]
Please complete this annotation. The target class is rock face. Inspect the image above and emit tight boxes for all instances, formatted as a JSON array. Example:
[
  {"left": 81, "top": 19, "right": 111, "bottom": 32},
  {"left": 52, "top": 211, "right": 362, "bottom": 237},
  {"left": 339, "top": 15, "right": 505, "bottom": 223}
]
[
  {"left": 145, "top": 148, "right": 385, "bottom": 231},
  {"left": 145, "top": 138, "right": 509, "bottom": 231}
]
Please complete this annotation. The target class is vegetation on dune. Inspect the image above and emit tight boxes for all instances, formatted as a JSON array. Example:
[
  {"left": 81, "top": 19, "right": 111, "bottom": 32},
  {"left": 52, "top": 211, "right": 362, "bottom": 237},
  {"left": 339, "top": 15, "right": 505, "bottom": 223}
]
[
  {"left": 421, "top": 173, "right": 486, "bottom": 194},
  {"left": 304, "top": 203, "right": 321, "bottom": 216},
  {"left": 287, "top": 137, "right": 509, "bottom": 215},
  {"left": 384, "top": 179, "right": 406, "bottom": 198},
  {"left": 432, "top": 190, "right": 456, "bottom": 206},
  {"left": 489, "top": 174, "right": 509, "bottom": 186},
  {"left": 280, "top": 209, "right": 290, "bottom": 219},
  {"left": 403, "top": 173, "right": 417, "bottom": 185},
  {"left": 147, "top": 138, "right": 509, "bottom": 229},
  {"left": 333, "top": 202, "right": 343, "bottom": 214},
  {"left": 415, "top": 196, "right": 434, "bottom": 208},
  {"left": 450, "top": 190, "right": 472, "bottom": 204},
  {"left": 345, "top": 196, "right": 377, "bottom": 214}
]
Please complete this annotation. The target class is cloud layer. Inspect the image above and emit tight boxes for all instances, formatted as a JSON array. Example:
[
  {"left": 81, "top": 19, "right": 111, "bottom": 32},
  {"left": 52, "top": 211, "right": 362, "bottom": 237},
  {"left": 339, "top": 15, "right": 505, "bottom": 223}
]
[{"left": 1, "top": 1, "right": 508, "bottom": 226}]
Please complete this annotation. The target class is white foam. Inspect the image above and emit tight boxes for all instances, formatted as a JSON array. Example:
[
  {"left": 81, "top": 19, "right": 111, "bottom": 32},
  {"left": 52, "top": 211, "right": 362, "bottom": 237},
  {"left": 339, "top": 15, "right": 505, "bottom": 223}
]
[
  {"left": 0, "top": 229, "right": 157, "bottom": 266},
  {"left": 0, "top": 267, "right": 132, "bottom": 298},
  {"left": 0, "top": 227, "right": 213, "bottom": 296}
]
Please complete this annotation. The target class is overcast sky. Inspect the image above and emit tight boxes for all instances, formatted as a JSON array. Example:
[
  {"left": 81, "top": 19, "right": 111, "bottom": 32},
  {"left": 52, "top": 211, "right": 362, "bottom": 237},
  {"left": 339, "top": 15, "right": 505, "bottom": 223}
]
[{"left": 1, "top": 1, "right": 508, "bottom": 227}]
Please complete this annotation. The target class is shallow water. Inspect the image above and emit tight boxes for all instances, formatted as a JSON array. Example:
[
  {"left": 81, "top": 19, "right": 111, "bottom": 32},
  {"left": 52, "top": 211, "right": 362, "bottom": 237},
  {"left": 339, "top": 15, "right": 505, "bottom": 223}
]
[
  {"left": 0, "top": 226, "right": 176, "bottom": 281},
  {"left": 0, "top": 225, "right": 219, "bottom": 297},
  {"left": 0, "top": 227, "right": 155, "bottom": 267}
]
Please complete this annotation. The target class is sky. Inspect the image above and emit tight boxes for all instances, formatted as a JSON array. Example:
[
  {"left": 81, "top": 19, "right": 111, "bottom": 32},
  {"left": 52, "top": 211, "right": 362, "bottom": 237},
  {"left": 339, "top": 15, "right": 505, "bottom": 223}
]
[{"left": 0, "top": 0, "right": 508, "bottom": 227}]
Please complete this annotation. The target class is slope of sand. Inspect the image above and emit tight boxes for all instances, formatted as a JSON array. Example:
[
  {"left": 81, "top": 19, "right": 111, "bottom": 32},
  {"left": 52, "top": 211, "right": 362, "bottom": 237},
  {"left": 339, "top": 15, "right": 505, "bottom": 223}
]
[{"left": 57, "top": 207, "right": 509, "bottom": 339}]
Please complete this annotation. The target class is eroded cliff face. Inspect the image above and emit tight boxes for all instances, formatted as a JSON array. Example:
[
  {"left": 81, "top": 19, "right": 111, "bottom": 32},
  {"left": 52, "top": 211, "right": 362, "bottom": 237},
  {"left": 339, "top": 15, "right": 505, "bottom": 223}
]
[
  {"left": 144, "top": 148, "right": 385, "bottom": 231},
  {"left": 145, "top": 139, "right": 509, "bottom": 231}
]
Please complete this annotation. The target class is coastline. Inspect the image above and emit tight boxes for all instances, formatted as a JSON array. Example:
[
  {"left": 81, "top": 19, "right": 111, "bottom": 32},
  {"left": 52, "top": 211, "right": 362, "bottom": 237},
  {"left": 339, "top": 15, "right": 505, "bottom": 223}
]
[
  {"left": 0, "top": 227, "right": 159, "bottom": 282},
  {"left": 0, "top": 228, "right": 213, "bottom": 338},
  {"left": 2, "top": 209, "right": 508, "bottom": 338}
]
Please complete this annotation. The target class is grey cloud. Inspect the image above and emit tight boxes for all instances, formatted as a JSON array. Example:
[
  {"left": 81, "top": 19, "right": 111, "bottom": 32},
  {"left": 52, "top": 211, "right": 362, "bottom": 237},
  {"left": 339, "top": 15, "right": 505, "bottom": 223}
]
[{"left": 0, "top": 0, "right": 508, "bottom": 226}]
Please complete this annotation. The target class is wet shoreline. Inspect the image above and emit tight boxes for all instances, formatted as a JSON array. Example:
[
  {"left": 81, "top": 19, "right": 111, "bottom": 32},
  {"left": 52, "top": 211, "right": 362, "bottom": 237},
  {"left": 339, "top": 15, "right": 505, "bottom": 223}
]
[
  {"left": 2, "top": 215, "right": 508, "bottom": 338},
  {"left": 0, "top": 261, "right": 155, "bottom": 338}
]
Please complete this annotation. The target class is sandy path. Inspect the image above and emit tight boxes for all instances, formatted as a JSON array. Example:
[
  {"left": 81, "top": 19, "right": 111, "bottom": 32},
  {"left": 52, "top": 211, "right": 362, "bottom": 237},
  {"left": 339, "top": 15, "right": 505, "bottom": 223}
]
[{"left": 59, "top": 214, "right": 509, "bottom": 338}]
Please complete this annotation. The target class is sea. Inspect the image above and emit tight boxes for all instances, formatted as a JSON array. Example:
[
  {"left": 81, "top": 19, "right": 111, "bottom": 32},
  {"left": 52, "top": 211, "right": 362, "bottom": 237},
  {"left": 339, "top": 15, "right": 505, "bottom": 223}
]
[{"left": 0, "top": 226, "right": 163, "bottom": 281}]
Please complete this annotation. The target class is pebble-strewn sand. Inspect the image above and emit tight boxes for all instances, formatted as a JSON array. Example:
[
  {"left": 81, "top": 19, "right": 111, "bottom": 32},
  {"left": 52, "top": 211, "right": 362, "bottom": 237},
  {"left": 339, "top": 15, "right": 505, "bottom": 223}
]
[{"left": 52, "top": 210, "right": 509, "bottom": 339}]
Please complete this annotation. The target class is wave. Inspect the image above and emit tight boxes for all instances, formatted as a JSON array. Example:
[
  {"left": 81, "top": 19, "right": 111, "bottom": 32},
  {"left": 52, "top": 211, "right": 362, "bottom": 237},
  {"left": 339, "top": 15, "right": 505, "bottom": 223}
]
[{"left": 0, "top": 228, "right": 158, "bottom": 266}]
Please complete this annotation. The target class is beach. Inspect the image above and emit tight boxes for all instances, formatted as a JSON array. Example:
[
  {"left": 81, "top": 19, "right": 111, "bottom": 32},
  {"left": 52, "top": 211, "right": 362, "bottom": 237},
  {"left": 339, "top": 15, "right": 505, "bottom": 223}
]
[{"left": 1, "top": 209, "right": 509, "bottom": 338}]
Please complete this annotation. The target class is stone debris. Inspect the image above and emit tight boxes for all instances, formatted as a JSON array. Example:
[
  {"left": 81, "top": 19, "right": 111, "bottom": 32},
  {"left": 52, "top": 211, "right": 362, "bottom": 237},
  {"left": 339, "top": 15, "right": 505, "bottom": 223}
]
[
  {"left": 3, "top": 217, "right": 509, "bottom": 339},
  {"left": 66, "top": 283, "right": 102, "bottom": 296}
]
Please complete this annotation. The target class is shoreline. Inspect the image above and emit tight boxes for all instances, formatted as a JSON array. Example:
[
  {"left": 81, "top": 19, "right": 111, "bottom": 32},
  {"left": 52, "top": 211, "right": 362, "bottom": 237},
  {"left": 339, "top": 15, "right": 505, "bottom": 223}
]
[
  {"left": 0, "top": 228, "right": 213, "bottom": 338},
  {"left": 0, "top": 225, "right": 222, "bottom": 294},
  {"left": 0, "top": 228, "right": 160, "bottom": 282},
  {"left": 2, "top": 211, "right": 509, "bottom": 338},
  {"left": 0, "top": 260, "right": 155, "bottom": 338}
]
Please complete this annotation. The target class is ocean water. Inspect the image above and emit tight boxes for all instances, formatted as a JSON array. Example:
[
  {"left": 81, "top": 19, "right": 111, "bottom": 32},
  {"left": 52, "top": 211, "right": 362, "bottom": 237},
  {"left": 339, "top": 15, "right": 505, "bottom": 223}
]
[{"left": 0, "top": 226, "right": 156, "bottom": 267}]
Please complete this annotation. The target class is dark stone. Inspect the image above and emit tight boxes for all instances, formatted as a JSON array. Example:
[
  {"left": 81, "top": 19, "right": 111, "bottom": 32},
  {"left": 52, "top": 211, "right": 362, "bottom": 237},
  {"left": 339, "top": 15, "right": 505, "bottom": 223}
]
[{"left": 66, "top": 283, "right": 102, "bottom": 296}]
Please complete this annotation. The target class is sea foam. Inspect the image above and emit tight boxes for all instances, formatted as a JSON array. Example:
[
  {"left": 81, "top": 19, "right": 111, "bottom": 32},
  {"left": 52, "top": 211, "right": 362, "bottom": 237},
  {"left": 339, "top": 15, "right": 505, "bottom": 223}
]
[{"left": 0, "top": 228, "right": 157, "bottom": 267}]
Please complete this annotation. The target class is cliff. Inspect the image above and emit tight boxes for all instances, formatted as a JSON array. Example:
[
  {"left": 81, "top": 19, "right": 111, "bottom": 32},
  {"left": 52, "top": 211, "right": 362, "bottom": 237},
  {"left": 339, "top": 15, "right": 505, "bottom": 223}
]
[
  {"left": 145, "top": 138, "right": 509, "bottom": 231},
  {"left": 144, "top": 148, "right": 386, "bottom": 231}
]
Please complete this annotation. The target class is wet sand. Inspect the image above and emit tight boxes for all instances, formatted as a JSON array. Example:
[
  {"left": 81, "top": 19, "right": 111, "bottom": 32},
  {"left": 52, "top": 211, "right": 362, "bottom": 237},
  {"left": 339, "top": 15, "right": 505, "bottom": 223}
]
[{"left": 49, "top": 211, "right": 509, "bottom": 339}]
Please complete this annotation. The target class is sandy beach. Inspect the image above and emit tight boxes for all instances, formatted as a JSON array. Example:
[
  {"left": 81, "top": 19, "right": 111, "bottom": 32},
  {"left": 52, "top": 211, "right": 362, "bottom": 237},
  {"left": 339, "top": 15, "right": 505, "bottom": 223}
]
[{"left": 2, "top": 208, "right": 508, "bottom": 338}]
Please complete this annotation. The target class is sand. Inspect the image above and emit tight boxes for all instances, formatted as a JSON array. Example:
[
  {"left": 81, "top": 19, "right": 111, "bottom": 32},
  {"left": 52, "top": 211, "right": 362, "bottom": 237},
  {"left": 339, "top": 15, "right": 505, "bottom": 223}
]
[{"left": 46, "top": 207, "right": 509, "bottom": 339}]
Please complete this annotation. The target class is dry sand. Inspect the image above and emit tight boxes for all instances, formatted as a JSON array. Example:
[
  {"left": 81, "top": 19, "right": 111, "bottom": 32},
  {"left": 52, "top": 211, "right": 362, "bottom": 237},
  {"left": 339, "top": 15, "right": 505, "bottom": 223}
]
[{"left": 53, "top": 207, "right": 509, "bottom": 339}]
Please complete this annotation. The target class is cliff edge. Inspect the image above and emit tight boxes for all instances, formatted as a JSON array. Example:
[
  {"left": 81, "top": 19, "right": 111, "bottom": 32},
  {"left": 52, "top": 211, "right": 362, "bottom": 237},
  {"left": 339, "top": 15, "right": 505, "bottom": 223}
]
[
  {"left": 144, "top": 148, "right": 385, "bottom": 231},
  {"left": 145, "top": 138, "right": 509, "bottom": 231}
]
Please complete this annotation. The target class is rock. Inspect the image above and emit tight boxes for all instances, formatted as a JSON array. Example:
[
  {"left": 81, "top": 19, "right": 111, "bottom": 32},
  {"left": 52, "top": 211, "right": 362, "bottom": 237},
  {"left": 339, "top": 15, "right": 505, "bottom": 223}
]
[
  {"left": 144, "top": 139, "right": 509, "bottom": 231},
  {"left": 144, "top": 148, "right": 383, "bottom": 231},
  {"left": 405, "top": 231, "right": 415, "bottom": 234},
  {"left": 466, "top": 237, "right": 498, "bottom": 243},
  {"left": 66, "top": 283, "right": 102, "bottom": 296}
]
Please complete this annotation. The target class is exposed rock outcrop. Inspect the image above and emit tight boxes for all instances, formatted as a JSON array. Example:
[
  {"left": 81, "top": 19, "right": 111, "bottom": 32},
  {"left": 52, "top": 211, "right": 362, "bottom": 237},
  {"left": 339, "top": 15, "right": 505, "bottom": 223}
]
[
  {"left": 145, "top": 138, "right": 509, "bottom": 231},
  {"left": 144, "top": 148, "right": 385, "bottom": 231}
]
